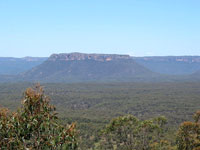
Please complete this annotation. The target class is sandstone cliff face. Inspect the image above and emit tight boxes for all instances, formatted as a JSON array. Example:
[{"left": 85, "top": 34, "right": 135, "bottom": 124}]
[
  {"left": 20, "top": 53, "right": 157, "bottom": 82},
  {"left": 48, "top": 53, "right": 131, "bottom": 62}
]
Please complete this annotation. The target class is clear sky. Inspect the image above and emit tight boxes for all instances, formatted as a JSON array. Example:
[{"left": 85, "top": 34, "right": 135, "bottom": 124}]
[{"left": 0, "top": 0, "right": 200, "bottom": 57}]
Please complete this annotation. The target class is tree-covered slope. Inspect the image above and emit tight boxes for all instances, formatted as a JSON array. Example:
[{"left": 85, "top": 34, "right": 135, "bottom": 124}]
[{"left": 21, "top": 53, "right": 158, "bottom": 82}]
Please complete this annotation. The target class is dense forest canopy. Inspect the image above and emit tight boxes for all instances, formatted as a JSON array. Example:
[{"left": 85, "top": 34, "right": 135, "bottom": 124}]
[{"left": 0, "top": 82, "right": 200, "bottom": 149}]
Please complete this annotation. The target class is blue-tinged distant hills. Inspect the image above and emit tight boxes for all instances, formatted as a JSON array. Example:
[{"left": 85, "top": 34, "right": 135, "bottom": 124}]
[
  {"left": 1, "top": 53, "right": 200, "bottom": 83},
  {"left": 0, "top": 57, "right": 47, "bottom": 75},
  {"left": 21, "top": 53, "right": 157, "bottom": 82},
  {"left": 133, "top": 56, "right": 200, "bottom": 75}
]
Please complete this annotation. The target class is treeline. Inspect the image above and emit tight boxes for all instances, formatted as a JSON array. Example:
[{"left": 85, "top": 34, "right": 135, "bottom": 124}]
[{"left": 0, "top": 85, "right": 200, "bottom": 150}]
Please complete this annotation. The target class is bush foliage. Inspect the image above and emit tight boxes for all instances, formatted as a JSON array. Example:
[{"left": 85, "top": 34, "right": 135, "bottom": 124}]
[
  {"left": 176, "top": 111, "right": 200, "bottom": 150},
  {"left": 96, "top": 115, "right": 174, "bottom": 150},
  {"left": 0, "top": 84, "right": 77, "bottom": 150}
]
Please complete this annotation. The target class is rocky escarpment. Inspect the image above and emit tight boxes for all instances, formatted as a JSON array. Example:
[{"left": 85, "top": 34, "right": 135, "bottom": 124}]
[
  {"left": 48, "top": 53, "right": 131, "bottom": 62},
  {"left": 21, "top": 52, "right": 157, "bottom": 82}
]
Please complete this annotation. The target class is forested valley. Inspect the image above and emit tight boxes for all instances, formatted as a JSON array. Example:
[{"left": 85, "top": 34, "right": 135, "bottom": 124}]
[{"left": 0, "top": 82, "right": 200, "bottom": 149}]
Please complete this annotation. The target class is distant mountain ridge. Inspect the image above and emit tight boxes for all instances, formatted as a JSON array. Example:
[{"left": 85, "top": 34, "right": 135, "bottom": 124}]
[
  {"left": 0, "top": 57, "right": 47, "bottom": 75},
  {"left": 21, "top": 53, "right": 157, "bottom": 82},
  {"left": 1, "top": 53, "right": 200, "bottom": 83},
  {"left": 134, "top": 56, "right": 200, "bottom": 62},
  {"left": 49, "top": 53, "right": 130, "bottom": 61},
  {"left": 0, "top": 57, "right": 47, "bottom": 62},
  {"left": 133, "top": 56, "right": 200, "bottom": 75}
]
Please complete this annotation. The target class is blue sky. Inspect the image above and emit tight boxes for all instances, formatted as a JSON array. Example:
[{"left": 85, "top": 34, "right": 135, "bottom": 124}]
[{"left": 0, "top": 0, "right": 200, "bottom": 57}]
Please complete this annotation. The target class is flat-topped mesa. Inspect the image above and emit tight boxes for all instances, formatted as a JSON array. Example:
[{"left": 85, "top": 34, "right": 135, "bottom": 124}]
[{"left": 49, "top": 52, "right": 131, "bottom": 62}]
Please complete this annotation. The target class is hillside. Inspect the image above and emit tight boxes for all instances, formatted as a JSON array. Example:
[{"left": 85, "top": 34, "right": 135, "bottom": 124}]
[
  {"left": 21, "top": 53, "right": 158, "bottom": 82},
  {"left": 190, "top": 69, "right": 200, "bottom": 79},
  {"left": 0, "top": 57, "right": 47, "bottom": 75},
  {"left": 2, "top": 54, "right": 200, "bottom": 83},
  {"left": 134, "top": 56, "right": 200, "bottom": 75}
]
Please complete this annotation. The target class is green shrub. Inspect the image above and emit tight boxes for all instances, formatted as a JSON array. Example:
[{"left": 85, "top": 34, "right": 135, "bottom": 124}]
[{"left": 0, "top": 84, "right": 78, "bottom": 150}]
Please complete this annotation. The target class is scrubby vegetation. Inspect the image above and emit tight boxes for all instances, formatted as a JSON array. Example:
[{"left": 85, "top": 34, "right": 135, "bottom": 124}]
[
  {"left": 0, "top": 85, "right": 77, "bottom": 150},
  {"left": 0, "top": 82, "right": 200, "bottom": 149},
  {"left": 96, "top": 115, "right": 172, "bottom": 150}
]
